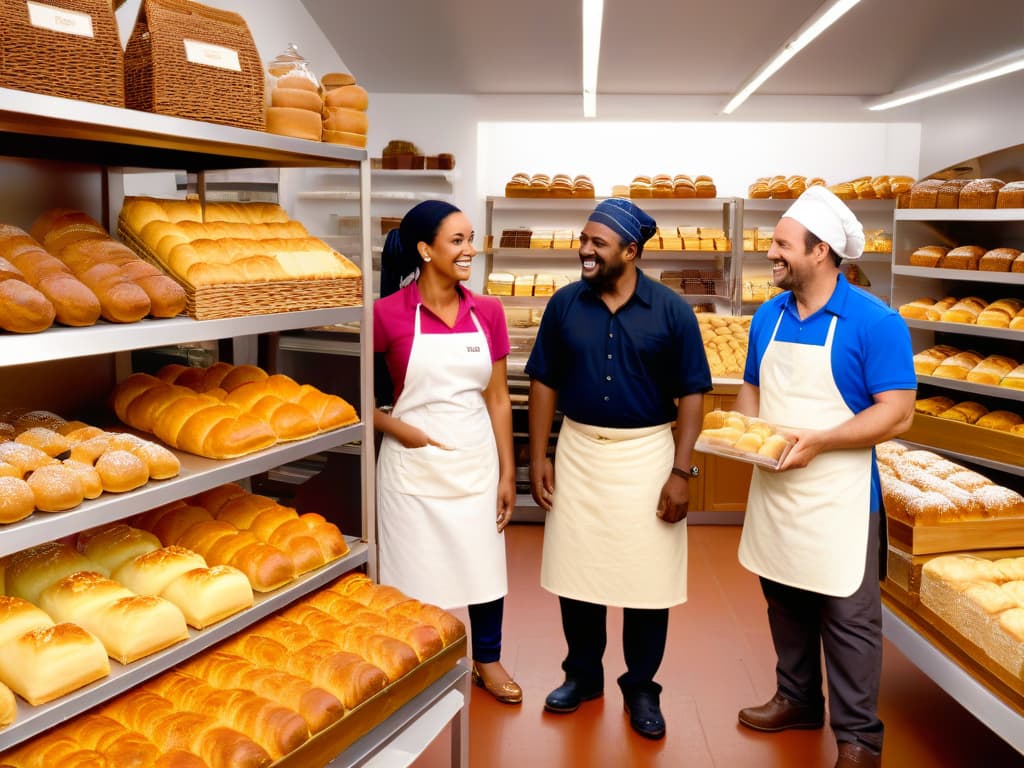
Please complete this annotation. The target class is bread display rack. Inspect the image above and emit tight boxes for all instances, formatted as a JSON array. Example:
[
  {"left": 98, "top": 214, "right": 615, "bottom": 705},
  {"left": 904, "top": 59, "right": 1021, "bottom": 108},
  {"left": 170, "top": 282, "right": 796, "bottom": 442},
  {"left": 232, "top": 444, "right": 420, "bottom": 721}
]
[
  {"left": 885, "top": 203, "right": 1024, "bottom": 752},
  {"left": 0, "top": 86, "right": 469, "bottom": 766}
]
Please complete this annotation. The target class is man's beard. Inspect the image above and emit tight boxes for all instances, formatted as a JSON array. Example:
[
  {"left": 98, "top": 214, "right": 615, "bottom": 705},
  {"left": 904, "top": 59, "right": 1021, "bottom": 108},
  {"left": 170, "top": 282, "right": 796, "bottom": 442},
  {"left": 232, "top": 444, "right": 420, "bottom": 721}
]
[{"left": 582, "top": 254, "right": 627, "bottom": 293}]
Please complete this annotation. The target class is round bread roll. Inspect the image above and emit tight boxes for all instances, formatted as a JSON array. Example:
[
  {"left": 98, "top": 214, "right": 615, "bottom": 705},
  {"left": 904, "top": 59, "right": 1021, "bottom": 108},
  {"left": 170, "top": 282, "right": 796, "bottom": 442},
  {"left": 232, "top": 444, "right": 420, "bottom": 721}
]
[
  {"left": 266, "top": 106, "right": 322, "bottom": 141},
  {"left": 271, "top": 87, "right": 323, "bottom": 112},
  {"left": 0, "top": 476, "right": 35, "bottom": 523},
  {"left": 0, "top": 441, "right": 55, "bottom": 474},
  {"left": 275, "top": 73, "right": 319, "bottom": 92},
  {"left": 322, "top": 129, "right": 367, "bottom": 148},
  {"left": 95, "top": 449, "right": 149, "bottom": 493},
  {"left": 321, "top": 72, "right": 357, "bottom": 89},
  {"left": 15, "top": 427, "right": 70, "bottom": 458},
  {"left": 324, "top": 84, "right": 368, "bottom": 110},
  {"left": 61, "top": 459, "right": 103, "bottom": 499},
  {"left": 734, "top": 432, "right": 764, "bottom": 453},
  {"left": 323, "top": 107, "right": 368, "bottom": 135},
  {"left": 27, "top": 463, "right": 84, "bottom": 512},
  {"left": 758, "top": 434, "right": 790, "bottom": 461}
]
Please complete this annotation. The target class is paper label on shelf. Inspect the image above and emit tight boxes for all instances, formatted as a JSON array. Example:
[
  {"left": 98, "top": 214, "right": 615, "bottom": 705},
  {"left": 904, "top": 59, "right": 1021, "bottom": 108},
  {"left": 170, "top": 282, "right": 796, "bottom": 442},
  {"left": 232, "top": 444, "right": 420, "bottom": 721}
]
[
  {"left": 27, "top": 1, "right": 94, "bottom": 38},
  {"left": 183, "top": 39, "right": 241, "bottom": 72}
]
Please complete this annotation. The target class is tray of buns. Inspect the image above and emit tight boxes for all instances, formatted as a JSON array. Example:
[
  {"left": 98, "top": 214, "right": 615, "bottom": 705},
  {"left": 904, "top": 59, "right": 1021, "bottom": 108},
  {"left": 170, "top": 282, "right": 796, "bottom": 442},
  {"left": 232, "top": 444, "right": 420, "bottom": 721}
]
[
  {"left": 694, "top": 410, "right": 793, "bottom": 470},
  {"left": 118, "top": 197, "right": 362, "bottom": 321}
]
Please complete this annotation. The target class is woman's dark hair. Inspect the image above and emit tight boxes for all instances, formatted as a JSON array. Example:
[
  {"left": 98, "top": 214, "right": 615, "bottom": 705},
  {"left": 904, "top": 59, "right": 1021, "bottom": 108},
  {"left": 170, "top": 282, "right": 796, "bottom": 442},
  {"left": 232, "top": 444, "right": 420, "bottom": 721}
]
[
  {"left": 804, "top": 230, "right": 842, "bottom": 267},
  {"left": 380, "top": 200, "right": 461, "bottom": 297}
]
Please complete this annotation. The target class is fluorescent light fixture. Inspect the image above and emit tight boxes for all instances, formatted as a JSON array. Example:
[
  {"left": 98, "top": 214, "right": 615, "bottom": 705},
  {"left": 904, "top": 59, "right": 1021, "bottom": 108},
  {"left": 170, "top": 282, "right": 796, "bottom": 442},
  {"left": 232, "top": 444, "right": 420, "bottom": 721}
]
[
  {"left": 722, "top": 0, "right": 861, "bottom": 115},
  {"left": 867, "top": 49, "right": 1024, "bottom": 110},
  {"left": 582, "top": 0, "right": 603, "bottom": 117}
]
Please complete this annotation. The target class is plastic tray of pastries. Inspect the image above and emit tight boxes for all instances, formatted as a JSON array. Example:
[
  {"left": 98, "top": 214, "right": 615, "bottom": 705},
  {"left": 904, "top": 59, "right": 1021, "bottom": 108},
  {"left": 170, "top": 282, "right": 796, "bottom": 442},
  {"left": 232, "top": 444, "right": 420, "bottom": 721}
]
[{"left": 695, "top": 409, "right": 794, "bottom": 469}]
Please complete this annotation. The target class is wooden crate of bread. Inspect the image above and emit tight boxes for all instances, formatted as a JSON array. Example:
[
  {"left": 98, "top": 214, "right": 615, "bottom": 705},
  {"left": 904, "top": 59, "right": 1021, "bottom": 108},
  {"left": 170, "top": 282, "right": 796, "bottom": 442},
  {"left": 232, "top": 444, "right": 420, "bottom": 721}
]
[
  {"left": 902, "top": 412, "right": 1024, "bottom": 470},
  {"left": 0, "top": 0, "right": 124, "bottom": 107},
  {"left": 877, "top": 442, "right": 1024, "bottom": 555},
  {"left": 118, "top": 197, "right": 361, "bottom": 320},
  {"left": 886, "top": 545, "right": 1024, "bottom": 605}
]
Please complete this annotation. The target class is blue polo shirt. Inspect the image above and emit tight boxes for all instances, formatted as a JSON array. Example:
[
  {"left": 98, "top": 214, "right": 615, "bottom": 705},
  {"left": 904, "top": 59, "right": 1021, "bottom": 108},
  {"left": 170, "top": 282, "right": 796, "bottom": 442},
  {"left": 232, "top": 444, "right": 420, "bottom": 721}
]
[
  {"left": 526, "top": 271, "right": 712, "bottom": 428},
  {"left": 743, "top": 273, "right": 917, "bottom": 512}
]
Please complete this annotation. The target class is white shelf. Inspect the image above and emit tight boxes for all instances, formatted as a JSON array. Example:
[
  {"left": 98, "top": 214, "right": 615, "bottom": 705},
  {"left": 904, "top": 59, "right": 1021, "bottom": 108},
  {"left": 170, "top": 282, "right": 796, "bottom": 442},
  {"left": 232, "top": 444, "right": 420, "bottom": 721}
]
[
  {"left": 278, "top": 335, "right": 361, "bottom": 357},
  {"left": 744, "top": 250, "right": 892, "bottom": 264},
  {"left": 916, "top": 375, "right": 1024, "bottom": 403},
  {"left": 902, "top": 318, "right": 1024, "bottom": 342},
  {"left": 892, "top": 265, "right": 1024, "bottom": 285},
  {"left": 894, "top": 208, "right": 1024, "bottom": 223},
  {"left": 1, "top": 308, "right": 362, "bottom": 367},
  {"left": 0, "top": 87, "right": 364, "bottom": 170},
  {"left": 0, "top": 424, "right": 363, "bottom": 558},
  {"left": 297, "top": 190, "right": 453, "bottom": 203},
  {"left": 882, "top": 604, "right": 1024, "bottom": 754},
  {"left": 743, "top": 198, "right": 896, "bottom": 215},
  {"left": 487, "top": 196, "right": 732, "bottom": 213},
  {"left": 0, "top": 540, "right": 368, "bottom": 752}
]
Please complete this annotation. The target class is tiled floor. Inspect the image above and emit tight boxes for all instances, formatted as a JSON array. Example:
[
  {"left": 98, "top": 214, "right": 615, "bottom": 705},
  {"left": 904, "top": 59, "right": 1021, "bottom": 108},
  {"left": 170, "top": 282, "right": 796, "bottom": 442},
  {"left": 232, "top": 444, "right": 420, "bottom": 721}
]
[{"left": 412, "top": 523, "right": 1024, "bottom": 767}]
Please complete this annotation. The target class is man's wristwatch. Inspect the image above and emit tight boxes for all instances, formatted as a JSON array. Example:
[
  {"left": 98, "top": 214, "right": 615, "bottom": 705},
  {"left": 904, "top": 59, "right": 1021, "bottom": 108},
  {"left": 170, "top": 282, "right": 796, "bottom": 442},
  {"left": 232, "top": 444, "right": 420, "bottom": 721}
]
[{"left": 671, "top": 465, "right": 700, "bottom": 479}]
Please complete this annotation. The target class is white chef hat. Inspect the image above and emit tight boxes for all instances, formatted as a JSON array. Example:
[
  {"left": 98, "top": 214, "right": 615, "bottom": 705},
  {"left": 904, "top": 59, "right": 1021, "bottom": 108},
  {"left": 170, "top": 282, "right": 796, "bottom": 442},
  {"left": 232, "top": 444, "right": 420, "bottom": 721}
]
[{"left": 782, "top": 185, "right": 865, "bottom": 261}]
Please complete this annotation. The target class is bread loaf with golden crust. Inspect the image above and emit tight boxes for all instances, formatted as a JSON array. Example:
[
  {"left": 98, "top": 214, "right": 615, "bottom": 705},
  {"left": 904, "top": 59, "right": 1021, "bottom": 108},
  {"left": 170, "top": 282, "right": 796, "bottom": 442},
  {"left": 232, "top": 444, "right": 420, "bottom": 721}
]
[
  {"left": 0, "top": 622, "right": 110, "bottom": 705},
  {"left": 959, "top": 178, "right": 1005, "bottom": 208},
  {"left": 5, "top": 541, "right": 102, "bottom": 604}
]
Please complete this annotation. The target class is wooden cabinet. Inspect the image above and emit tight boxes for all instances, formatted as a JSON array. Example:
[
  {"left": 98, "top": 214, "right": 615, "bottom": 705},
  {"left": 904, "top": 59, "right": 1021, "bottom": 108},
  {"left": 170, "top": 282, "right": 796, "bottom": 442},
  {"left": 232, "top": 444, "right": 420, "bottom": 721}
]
[{"left": 695, "top": 388, "right": 753, "bottom": 516}]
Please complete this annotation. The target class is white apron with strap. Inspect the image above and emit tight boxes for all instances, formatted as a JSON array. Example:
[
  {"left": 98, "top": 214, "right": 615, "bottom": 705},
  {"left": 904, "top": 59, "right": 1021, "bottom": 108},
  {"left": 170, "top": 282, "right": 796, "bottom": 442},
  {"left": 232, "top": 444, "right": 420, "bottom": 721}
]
[
  {"left": 541, "top": 417, "right": 686, "bottom": 609},
  {"left": 377, "top": 303, "right": 507, "bottom": 609},
  {"left": 739, "top": 310, "right": 872, "bottom": 597}
]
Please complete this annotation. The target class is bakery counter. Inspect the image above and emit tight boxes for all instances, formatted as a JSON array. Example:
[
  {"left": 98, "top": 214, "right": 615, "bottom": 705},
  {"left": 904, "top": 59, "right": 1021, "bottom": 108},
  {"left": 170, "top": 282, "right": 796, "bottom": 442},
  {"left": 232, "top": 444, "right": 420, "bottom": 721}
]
[
  {"left": 1, "top": 308, "right": 363, "bottom": 368},
  {"left": 0, "top": 423, "right": 363, "bottom": 558},
  {"left": 0, "top": 537, "right": 368, "bottom": 752}
]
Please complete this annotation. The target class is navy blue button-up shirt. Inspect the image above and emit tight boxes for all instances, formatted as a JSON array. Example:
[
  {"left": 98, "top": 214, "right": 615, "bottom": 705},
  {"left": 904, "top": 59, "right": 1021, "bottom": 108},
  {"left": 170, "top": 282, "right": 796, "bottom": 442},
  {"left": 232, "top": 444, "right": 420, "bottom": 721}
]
[{"left": 526, "top": 270, "right": 712, "bottom": 428}]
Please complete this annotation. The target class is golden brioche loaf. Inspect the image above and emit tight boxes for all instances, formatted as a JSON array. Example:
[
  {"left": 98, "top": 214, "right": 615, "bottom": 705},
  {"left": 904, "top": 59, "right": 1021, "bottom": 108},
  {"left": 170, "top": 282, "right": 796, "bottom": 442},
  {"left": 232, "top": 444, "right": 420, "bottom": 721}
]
[
  {"left": 160, "top": 565, "right": 254, "bottom": 628},
  {"left": 0, "top": 622, "right": 109, "bottom": 705}
]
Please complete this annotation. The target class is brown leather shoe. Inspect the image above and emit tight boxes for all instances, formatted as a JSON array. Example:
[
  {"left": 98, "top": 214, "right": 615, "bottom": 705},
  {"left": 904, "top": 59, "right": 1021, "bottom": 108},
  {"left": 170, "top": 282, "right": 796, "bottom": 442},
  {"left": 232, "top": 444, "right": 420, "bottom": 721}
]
[
  {"left": 835, "top": 741, "right": 881, "bottom": 767},
  {"left": 737, "top": 692, "right": 824, "bottom": 732},
  {"left": 472, "top": 663, "right": 523, "bottom": 705}
]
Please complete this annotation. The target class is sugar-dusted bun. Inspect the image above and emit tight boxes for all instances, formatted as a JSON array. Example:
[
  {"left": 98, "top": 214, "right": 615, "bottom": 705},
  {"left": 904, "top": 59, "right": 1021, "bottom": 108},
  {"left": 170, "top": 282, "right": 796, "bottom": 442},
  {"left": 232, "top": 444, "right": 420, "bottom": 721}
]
[
  {"left": 95, "top": 449, "right": 149, "bottom": 493},
  {"left": 27, "top": 463, "right": 85, "bottom": 512},
  {"left": 14, "top": 426, "right": 70, "bottom": 457},
  {"left": 0, "top": 476, "right": 35, "bottom": 523}
]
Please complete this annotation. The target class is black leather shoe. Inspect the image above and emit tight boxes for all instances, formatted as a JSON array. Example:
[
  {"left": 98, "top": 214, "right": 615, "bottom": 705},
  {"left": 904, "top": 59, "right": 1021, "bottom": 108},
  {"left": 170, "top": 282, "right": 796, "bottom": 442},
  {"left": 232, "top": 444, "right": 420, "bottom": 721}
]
[
  {"left": 623, "top": 689, "right": 666, "bottom": 740},
  {"left": 738, "top": 692, "right": 824, "bottom": 732},
  {"left": 543, "top": 679, "right": 603, "bottom": 713}
]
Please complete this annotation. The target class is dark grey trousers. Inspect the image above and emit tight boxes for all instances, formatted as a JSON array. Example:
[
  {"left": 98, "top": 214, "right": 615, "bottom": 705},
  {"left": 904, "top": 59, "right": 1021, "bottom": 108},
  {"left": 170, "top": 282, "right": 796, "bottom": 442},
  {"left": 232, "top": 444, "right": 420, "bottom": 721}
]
[{"left": 759, "top": 517, "right": 884, "bottom": 753}]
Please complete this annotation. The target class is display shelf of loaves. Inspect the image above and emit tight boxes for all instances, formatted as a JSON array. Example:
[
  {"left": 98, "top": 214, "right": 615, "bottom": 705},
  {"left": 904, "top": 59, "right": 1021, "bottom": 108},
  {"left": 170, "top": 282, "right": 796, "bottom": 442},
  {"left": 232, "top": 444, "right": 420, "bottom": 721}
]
[
  {"left": 504, "top": 173, "right": 595, "bottom": 199},
  {"left": 0, "top": 487, "right": 364, "bottom": 745},
  {"left": 0, "top": 572, "right": 464, "bottom": 764},
  {"left": 621, "top": 174, "right": 716, "bottom": 199},
  {"left": 900, "top": 179, "right": 1024, "bottom": 209},
  {"left": 911, "top": 345, "right": 1024, "bottom": 395}
]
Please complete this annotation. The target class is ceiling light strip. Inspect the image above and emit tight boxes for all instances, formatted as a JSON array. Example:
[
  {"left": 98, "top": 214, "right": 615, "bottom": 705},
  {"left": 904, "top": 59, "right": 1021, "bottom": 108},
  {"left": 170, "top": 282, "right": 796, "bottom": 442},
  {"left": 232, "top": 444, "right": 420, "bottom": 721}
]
[
  {"left": 867, "top": 49, "right": 1024, "bottom": 110},
  {"left": 722, "top": 0, "right": 861, "bottom": 115},
  {"left": 582, "top": 0, "right": 603, "bottom": 118}
]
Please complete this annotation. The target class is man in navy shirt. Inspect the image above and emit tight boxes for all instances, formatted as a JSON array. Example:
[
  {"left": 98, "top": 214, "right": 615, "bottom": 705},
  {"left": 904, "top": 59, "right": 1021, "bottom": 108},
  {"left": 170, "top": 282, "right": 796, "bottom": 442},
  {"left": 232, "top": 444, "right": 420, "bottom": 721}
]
[
  {"left": 526, "top": 198, "right": 711, "bottom": 740},
  {"left": 733, "top": 186, "right": 916, "bottom": 768}
]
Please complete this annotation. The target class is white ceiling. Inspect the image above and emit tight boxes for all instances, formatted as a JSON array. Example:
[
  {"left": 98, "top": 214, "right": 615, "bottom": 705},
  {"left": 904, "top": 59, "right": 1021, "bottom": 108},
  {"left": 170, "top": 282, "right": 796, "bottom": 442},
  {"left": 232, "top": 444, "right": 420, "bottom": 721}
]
[{"left": 301, "top": 0, "right": 1023, "bottom": 107}]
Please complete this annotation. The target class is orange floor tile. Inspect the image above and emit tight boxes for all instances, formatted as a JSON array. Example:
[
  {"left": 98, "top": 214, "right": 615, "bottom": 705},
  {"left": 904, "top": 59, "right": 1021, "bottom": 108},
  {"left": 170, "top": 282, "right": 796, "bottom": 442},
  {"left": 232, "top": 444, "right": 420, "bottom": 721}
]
[{"left": 411, "top": 523, "right": 1024, "bottom": 767}]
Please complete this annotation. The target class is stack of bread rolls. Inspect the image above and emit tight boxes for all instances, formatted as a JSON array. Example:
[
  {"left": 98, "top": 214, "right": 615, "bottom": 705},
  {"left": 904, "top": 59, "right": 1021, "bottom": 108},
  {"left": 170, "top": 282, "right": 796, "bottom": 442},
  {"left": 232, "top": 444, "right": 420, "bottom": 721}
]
[
  {"left": 696, "top": 409, "right": 792, "bottom": 465},
  {"left": 321, "top": 72, "right": 368, "bottom": 148},
  {"left": 119, "top": 196, "right": 360, "bottom": 289},
  {"left": 877, "top": 442, "right": 1024, "bottom": 525},
  {"left": 918, "top": 553, "right": 1024, "bottom": 681},
  {"left": 911, "top": 344, "right": 1024, "bottom": 388},
  {"left": 110, "top": 361, "right": 357, "bottom": 460},
  {"left": 627, "top": 174, "right": 716, "bottom": 199},
  {"left": 29, "top": 210, "right": 186, "bottom": 322},
  {"left": 0, "top": 409, "right": 181, "bottom": 525},
  {"left": 826, "top": 175, "right": 914, "bottom": 201},
  {"left": 267, "top": 71, "right": 324, "bottom": 141},
  {"left": 698, "top": 315, "right": 750, "bottom": 377},
  {"left": 504, "top": 172, "right": 595, "bottom": 198},
  {"left": 132, "top": 482, "right": 349, "bottom": 591},
  {"left": 748, "top": 174, "right": 827, "bottom": 199}
]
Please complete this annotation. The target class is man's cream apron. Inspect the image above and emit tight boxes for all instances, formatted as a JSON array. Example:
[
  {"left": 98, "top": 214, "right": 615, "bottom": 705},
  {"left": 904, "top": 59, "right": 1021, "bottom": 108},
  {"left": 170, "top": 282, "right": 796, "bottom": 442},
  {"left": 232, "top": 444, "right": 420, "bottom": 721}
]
[
  {"left": 739, "top": 311, "right": 872, "bottom": 598},
  {"left": 377, "top": 304, "right": 507, "bottom": 609},
  {"left": 541, "top": 418, "right": 686, "bottom": 609}
]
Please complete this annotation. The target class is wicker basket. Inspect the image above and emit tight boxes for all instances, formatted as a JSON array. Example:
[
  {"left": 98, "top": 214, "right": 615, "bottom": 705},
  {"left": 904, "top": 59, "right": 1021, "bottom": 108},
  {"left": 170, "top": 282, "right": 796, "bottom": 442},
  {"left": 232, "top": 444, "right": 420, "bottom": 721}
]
[
  {"left": 124, "top": 0, "right": 264, "bottom": 131},
  {"left": 118, "top": 224, "right": 362, "bottom": 321},
  {"left": 0, "top": 0, "right": 124, "bottom": 106}
]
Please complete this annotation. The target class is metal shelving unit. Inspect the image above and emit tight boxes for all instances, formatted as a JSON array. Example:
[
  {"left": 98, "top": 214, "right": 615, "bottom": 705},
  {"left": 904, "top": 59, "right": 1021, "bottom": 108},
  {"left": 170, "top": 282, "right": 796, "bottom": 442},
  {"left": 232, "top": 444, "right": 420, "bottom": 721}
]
[
  {"left": 0, "top": 540, "right": 367, "bottom": 751},
  {"left": 0, "top": 85, "right": 467, "bottom": 765}
]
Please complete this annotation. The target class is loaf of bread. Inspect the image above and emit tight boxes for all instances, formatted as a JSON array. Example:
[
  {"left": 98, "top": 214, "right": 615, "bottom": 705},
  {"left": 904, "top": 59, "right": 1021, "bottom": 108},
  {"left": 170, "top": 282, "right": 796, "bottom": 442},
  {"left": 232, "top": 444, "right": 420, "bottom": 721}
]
[
  {"left": 0, "top": 622, "right": 109, "bottom": 705},
  {"left": 266, "top": 106, "right": 322, "bottom": 141},
  {"left": 941, "top": 245, "right": 985, "bottom": 270},
  {"left": 914, "top": 395, "right": 955, "bottom": 416},
  {"left": 959, "top": 178, "right": 1005, "bottom": 208},
  {"left": 78, "top": 595, "right": 187, "bottom": 665},
  {"left": 112, "top": 545, "right": 207, "bottom": 596},
  {"left": 160, "top": 565, "right": 254, "bottom": 628},
  {"left": 965, "top": 354, "right": 1018, "bottom": 385},
  {"left": 939, "top": 297, "right": 987, "bottom": 324},
  {"left": 975, "top": 410, "right": 1024, "bottom": 431},
  {"left": 977, "top": 297, "right": 1023, "bottom": 327},
  {"left": 912, "top": 344, "right": 959, "bottom": 374},
  {"left": 996, "top": 180, "right": 1024, "bottom": 208},
  {"left": 909, "top": 245, "right": 946, "bottom": 267},
  {"left": 0, "top": 271, "right": 55, "bottom": 333},
  {"left": 937, "top": 400, "right": 988, "bottom": 424},
  {"left": 1000, "top": 363, "right": 1024, "bottom": 390},
  {"left": 0, "top": 595, "right": 54, "bottom": 646},
  {"left": 979, "top": 247, "right": 1020, "bottom": 272},
  {"left": 909, "top": 179, "right": 944, "bottom": 208},
  {"left": 936, "top": 179, "right": 970, "bottom": 208},
  {"left": 4, "top": 541, "right": 103, "bottom": 604},
  {"left": 181, "top": 650, "right": 344, "bottom": 734}
]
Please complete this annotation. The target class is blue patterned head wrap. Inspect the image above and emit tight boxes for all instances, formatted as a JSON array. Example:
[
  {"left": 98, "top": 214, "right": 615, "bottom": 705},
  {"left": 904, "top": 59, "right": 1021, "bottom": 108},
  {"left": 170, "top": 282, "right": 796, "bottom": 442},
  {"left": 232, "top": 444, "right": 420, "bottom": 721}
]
[{"left": 587, "top": 198, "right": 657, "bottom": 256}]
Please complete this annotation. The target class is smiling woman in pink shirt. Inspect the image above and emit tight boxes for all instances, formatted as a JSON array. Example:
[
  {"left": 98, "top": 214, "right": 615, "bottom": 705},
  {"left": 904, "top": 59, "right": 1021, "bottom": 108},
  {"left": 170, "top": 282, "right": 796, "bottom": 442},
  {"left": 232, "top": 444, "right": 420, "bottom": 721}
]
[{"left": 372, "top": 200, "right": 519, "bottom": 704}]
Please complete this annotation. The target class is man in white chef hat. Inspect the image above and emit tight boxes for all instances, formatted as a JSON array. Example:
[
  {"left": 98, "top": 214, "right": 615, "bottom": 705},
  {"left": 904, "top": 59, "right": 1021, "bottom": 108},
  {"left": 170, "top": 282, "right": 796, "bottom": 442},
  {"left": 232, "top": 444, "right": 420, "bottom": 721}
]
[{"left": 732, "top": 185, "right": 917, "bottom": 768}]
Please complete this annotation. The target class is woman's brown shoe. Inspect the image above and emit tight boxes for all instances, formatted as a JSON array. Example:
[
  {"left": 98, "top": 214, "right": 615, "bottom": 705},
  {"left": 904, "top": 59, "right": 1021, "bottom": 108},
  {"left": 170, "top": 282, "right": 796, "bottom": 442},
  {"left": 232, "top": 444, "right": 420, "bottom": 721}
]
[{"left": 472, "top": 663, "right": 523, "bottom": 705}]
